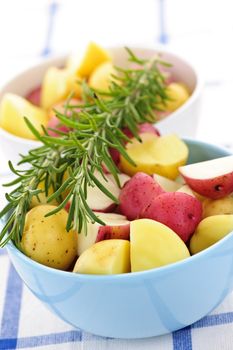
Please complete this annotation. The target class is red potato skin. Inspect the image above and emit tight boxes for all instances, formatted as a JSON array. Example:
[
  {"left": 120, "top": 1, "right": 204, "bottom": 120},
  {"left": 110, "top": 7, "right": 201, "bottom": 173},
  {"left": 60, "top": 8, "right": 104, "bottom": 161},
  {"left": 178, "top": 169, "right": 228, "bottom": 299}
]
[
  {"left": 65, "top": 201, "right": 71, "bottom": 212},
  {"left": 95, "top": 223, "right": 130, "bottom": 242},
  {"left": 182, "top": 173, "right": 233, "bottom": 200},
  {"left": 141, "top": 192, "right": 202, "bottom": 242},
  {"left": 119, "top": 172, "right": 165, "bottom": 220},
  {"left": 26, "top": 86, "right": 41, "bottom": 106},
  {"left": 109, "top": 123, "right": 160, "bottom": 166}
]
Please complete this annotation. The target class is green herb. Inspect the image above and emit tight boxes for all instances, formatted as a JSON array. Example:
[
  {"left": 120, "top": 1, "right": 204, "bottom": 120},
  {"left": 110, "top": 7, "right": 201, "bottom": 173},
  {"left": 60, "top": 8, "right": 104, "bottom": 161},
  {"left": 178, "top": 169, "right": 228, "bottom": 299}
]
[{"left": 0, "top": 48, "right": 170, "bottom": 248}]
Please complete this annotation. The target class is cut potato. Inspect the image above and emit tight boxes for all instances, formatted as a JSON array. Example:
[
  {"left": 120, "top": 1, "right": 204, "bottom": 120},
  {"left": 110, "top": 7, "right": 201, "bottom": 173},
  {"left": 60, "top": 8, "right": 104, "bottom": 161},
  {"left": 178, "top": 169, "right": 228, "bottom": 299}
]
[
  {"left": 179, "top": 155, "right": 233, "bottom": 199},
  {"left": 41, "top": 67, "right": 82, "bottom": 109},
  {"left": 153, "top": 174, "right": 182, "bottom": 192},
  {"left": 0, "top": 93, "right": 48, "bottom": 140},
  {"left": 77, "top": 212, "right": 129, "bottom": 256},
  {"left": 130, "top": 219, "right": 190, "bottom": 272},
  {"left": 67, "top": 42, "right": 111, "bottom": 78},
  {"left": 86, "top": 171, "right": 121, "bottom": 212},
  {"left": 21, "top": 205, "right": 77, "bottom": 270},
  {"left": 41, "top": 67, "right": 69, "bottom": 109},
  {"left": 107, "top": 173, "right": 130, "bottom": 188},
  {"left": 73, "top": 239, "right": 130, "bottom": 275},
  {"left": 89, "top": 62, "right": 116, "bottom": 92},
  {"left": 177, "top": 184, "right": 195, "bottom": 197},
  {"left": 120, "top": 133, "right": 188, "bottom": 179}
]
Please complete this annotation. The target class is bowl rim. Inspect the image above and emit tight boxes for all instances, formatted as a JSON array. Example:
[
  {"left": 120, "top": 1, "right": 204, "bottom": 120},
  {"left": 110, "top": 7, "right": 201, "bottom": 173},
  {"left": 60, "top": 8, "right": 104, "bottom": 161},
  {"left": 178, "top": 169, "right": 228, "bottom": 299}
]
[
  {"left": 4, "top": 138, "right": 233, "bottom": 283},
  {"left": 0, "top": 45, "right": 202, "bottom": 145}
]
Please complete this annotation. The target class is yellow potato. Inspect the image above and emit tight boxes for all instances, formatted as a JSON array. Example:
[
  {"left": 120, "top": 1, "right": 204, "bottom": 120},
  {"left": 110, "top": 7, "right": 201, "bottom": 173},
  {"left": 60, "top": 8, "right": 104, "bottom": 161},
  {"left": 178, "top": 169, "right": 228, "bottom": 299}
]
[
  {"left": 41, "top": 67, "right": 82, "bottom": 110},
  {"left": 130, "top": 219, "right": 190, "bottom": 272},
  {"left": 89, "top": 62, "right": 116, "bottom": 92},
  {"left": 21, "top": 205, "right": 77, "bottom": 270},
  {"left": 0, "top": 93, "right": 48, "bottom": 140},
  {"left": 190, "top": 215, "right": 233, "bottom": 254},
  {"left": 120, "top": 133, "right": 188, "bottom": 179},
  {"left": 158, "top": 83, "right": 190, "bottom": 112},
  {"left": 66, "top": 74, "right": 82, "bottom": 99},
  {"left": 73, "top": 239, "right": 130, "bottom": 275},
  {"left": 67, "top": 42, "right": 111, "bottom": 78},
  {"left": 202, "top": 196, "right": 233, "bottom": 218},
  {"left": 30, "top": 181, "right": 58, "bottom": 208}
]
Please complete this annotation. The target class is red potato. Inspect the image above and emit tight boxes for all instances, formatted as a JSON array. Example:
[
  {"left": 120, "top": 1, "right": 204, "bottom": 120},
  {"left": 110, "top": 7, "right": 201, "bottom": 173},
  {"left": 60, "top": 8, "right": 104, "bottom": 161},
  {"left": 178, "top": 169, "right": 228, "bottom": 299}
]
[
  {"left": 109, "top": 123, "right": 160, "bottom": 165},
  {"left": 119, "top": 172, "right": 165, "bottom": 220},
  {"left": 179, "top": 155, "right": 233, "bottom": 199},
  {"left": 96, "top": 222, "right": 130, "bottom": 242},
  {"left": 26, "top": 86, "right": 41, "bottom": 106},
  {"left": 77, "top": 212, "right": 130, "bottom": 256},
  {"left": 141, "top": 192, "right": 202, "bottom": 242}
]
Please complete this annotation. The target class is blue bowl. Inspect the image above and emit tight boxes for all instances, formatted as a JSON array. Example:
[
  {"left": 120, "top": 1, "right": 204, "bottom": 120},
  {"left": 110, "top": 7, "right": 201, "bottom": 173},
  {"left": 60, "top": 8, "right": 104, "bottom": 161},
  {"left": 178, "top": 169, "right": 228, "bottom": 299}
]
[{"left": 4, "top": 139, "right": 233, "bottom": 339}]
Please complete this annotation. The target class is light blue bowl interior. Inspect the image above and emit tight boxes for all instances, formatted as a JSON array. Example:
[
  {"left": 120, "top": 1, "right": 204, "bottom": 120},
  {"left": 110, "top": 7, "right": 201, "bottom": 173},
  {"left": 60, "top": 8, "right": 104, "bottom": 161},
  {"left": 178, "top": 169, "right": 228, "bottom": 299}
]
[{"left": 3, "top": 138, "right": 233, "bottom": 339}]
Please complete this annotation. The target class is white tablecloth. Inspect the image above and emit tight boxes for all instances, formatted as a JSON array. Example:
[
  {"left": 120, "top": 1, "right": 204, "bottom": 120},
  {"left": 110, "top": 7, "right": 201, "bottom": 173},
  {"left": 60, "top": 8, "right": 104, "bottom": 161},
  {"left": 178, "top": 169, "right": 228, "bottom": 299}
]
[{"left": 1, "top": 1, "right": 233, "bottom": 349}]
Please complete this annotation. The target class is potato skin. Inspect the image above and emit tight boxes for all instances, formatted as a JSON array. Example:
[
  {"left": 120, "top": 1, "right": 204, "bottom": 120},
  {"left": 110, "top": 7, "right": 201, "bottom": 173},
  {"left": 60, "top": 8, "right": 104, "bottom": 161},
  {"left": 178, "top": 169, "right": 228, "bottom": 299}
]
[
  {"left": 182, "top": 173, "right": 233, "bottom": 200},
  {"left": 202, "top": 196, "right": 233, "bottom": 218},
  {"left": 119, "top": 172, "right": 164, "bottom": 220},
  {"left": 21, "top": 205, "right": 77, "bottom": 270},
  {"left": 141, "top": 192, "right": 202, "bottom": 242},
  {"left": 190, "top": 215, "right": 233, "bottom": 254}
]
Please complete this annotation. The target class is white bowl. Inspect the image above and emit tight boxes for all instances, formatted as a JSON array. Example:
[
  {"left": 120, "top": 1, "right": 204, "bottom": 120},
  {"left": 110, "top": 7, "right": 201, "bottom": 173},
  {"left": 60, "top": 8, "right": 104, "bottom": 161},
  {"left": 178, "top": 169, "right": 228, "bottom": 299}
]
[{"left": 0, "top": 47, "right": 202, "bottom": 165}]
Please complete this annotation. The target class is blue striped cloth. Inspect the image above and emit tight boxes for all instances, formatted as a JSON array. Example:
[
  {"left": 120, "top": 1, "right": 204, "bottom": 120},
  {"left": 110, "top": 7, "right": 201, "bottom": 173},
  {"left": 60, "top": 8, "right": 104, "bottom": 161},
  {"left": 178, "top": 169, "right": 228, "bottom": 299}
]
[{"left": 1, "top": 0, "right": 233, "bottom": 348}]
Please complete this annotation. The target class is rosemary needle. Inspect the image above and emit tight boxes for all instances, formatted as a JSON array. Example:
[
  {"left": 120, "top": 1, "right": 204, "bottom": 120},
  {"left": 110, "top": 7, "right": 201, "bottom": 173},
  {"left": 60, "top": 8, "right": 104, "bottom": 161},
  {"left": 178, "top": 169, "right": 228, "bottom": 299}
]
[{"left": 0, "top": 48, "right": 170, "bottom": 247}]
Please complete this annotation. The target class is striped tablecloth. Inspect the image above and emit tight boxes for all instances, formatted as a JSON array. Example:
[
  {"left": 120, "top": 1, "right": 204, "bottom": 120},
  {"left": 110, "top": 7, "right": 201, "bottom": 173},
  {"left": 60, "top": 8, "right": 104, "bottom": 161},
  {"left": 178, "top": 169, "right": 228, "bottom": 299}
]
[
  {"left": 1, "top": 246, "right": 233, "bottom": 349},
  {"left": 1, "top": 1, "right": 233, "bottom": 349}
]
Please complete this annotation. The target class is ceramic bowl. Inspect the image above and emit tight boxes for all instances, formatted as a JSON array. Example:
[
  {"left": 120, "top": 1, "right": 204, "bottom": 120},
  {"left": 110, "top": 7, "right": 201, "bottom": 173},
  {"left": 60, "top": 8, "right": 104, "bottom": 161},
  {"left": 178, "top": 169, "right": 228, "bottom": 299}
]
[
  {"left": 0, "top": 47, "right": 202, "bottom": 165},
  {"left": 4, "top": 139, "right": 233, "bottom": 339}
]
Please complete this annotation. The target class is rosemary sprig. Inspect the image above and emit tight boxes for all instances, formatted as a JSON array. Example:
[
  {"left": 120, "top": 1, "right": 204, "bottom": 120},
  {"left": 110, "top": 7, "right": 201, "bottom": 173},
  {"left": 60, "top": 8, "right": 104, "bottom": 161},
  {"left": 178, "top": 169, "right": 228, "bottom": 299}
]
[{"left": 0, "top": 48, "right": 170, "bottom": 247}]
